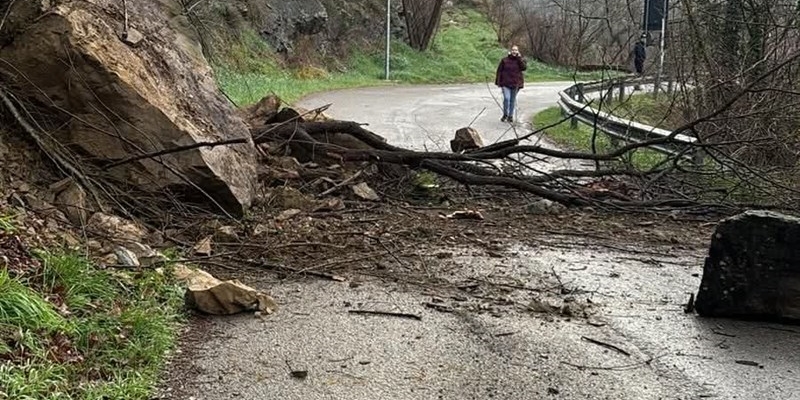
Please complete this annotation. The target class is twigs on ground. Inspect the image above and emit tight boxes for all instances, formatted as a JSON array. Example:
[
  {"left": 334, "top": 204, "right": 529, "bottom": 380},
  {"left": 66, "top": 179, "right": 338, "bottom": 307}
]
[
  {"left": 348, "top": 309, "right": 422, "bottom": 321},
  {"left": 580, "top": 336, "right": 631, "bottom": 356}
]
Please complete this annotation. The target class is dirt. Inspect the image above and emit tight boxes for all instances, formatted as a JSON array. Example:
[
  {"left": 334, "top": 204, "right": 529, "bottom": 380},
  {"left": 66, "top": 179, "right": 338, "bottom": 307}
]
[{"left": 157, "top": 197, "right": 800, "bottom": 399}]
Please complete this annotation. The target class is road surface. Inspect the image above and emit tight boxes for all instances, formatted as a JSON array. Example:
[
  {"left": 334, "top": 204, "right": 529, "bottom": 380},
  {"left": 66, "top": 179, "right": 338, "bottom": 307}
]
[{"left": 159, "top": 84, "right": 800, "bottom": 400}]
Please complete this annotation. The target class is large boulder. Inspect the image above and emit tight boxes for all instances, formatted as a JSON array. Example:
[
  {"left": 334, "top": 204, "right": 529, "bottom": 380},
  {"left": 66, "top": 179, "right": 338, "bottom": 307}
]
[
  {"left": 1, "top": 0, "right": 258, "bottom": 215},
  {"left": 695, "top": 210, "right": 800, "bottom": 322}
]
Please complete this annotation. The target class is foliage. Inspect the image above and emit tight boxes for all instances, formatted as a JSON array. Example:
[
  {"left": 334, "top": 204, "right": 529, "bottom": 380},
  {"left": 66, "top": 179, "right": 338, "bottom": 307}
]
[
  {"left": 0, "top": 250, "right": 184, "bottom": 400},
  {"left": 602, "top": 92, "right": 686, "bottom": 130},
  {"left": 0, "top": 270, "right": 66, "bottom": 333},
  {"left": 214, "top": 7, "right": 594, "bottom": 106},
  {"left": 532, "top": 106, "right": 666, "bottom": 170},
  {"left": 0, "top": 213, "right": 16, "bottom": 233}
]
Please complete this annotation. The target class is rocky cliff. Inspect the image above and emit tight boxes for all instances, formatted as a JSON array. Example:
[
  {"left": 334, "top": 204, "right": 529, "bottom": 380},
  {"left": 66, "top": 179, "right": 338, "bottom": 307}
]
[
  {"left": 189, "top": 0, "right": 407, "bottom": 64},
  {"left": 1, "top": 0, "right": 259, "bottom": 215}
]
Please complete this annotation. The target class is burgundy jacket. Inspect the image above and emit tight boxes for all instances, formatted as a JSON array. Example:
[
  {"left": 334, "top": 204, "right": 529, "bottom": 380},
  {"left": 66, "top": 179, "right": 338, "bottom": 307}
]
[{"left": 495, "top": 54, "right": 527, "bottom": 89}]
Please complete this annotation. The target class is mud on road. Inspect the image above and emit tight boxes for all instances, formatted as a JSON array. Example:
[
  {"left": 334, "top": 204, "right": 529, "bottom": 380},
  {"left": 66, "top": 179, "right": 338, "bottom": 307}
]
[
  {"left": 159, "top": 84, "right": 800, "bottom": 399},
  {"left": 158, "top": 207, "right": 800, "bottom": 400}
]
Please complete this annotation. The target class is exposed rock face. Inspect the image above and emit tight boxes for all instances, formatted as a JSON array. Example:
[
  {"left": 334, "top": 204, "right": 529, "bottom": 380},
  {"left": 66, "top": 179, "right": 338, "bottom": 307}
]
[
  {"left": 695, "top": 210, "right": 800, "bottom": 322},
  {"left": 1, "top": 0, "right": 258, "bottom": 215},
  {"left": 207, "top": 0, "right": 407, "bottom": 57},
  {"left": 259, "top": 0, "right": 328, "bottom": 53}
]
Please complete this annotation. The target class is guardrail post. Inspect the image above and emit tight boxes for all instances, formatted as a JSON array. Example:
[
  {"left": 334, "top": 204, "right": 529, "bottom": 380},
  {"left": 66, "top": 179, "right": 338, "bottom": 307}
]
[
  {"left": 618, "top": 84, "right": 625, "bottom": 102},
  {"left": 667, "top": 78, "right": 674, "bottom": 94},
  {"left": 692, "top": 147, "right": 705, "bottom": 166},
  {"left": 570, "top": 115, "right": 578, "bottom": 129},
  {"left": 575, "top": 83, "right": 585, "bottom": 102}
]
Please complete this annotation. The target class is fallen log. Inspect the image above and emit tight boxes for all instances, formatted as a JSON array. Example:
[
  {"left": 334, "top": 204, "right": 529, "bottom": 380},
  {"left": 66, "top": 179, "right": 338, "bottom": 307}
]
[{"left": 695, "top": 210, "right": 800, "bottom": 322}]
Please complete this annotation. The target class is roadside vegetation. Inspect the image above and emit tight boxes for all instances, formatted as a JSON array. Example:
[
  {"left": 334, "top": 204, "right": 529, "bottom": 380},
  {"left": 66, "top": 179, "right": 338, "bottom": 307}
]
[
  {"left": 602, "top": 92, "right": 687, "bottom": 130},
  {"left": 214, "top": 8, "right": 594, "bottom": 105},
  {"left": 0, "top": 216, "right": 184, "bottom": 400},
  {"left": 532, "top": 106, "right": 666, "bottom": 170}
]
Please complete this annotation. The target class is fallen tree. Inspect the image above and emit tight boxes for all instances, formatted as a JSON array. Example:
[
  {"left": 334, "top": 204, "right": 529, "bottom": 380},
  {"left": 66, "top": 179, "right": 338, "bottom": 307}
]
[{"left": 86, "top": 95, "right": 792, "bottom": 214}]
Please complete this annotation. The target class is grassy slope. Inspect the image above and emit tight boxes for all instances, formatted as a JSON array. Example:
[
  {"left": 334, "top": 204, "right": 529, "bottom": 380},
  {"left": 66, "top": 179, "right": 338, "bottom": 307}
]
[
  {"left": 602, "top": 92, "right": 686, "bottom": 130},
  {"left": 0, "top": 218, "right": 183, "bottom": 399},
  {"left": 532, "top": 107, "right": 666, "bottom": 170},
  {"left": 215, "top": 8, "right": 595, "bottom": 106}
]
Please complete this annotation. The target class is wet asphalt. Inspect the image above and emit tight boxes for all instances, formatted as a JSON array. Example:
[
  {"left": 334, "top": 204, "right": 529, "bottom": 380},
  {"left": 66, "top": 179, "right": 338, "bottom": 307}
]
[{"left": 159, "top": 84, "right": 800, "bottom": 400}]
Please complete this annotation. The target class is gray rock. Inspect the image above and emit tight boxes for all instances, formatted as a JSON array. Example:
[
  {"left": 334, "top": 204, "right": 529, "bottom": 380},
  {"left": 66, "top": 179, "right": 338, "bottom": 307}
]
[
  {"left": 214, "top": 225, "right": 240, "bottom": 242},
  {"left": 120, "top": 27, "right": 145, "bottom": 47},
  {"left": 450, "top": 127, "right": 484, "bottom": 153},
  {"left": 259, "top": 0, "right": 328, "bottom": 54},
  {"left": 2, "top": 0, "right": 258, "bottom": 216},
  {"left": 695, "top": 210, "right": 800, "bottom": 322},
  {"left": 54, "top": 179, "right": 91, "bottom": 225},
  {"left": 114, "top": 246, "right": 140, "bottom": 267},
  {"left": 87, "top": 212, "right": 147, "bottom": 242}
]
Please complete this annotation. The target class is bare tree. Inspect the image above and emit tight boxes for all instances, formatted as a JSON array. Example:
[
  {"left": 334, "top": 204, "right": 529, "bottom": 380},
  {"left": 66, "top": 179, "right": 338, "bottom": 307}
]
[{"left": 402, "top": 0, "right": 446, "bottom": 51}]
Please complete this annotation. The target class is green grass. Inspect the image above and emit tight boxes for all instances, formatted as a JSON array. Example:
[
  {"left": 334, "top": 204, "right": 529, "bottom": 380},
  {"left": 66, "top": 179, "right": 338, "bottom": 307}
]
[
  {"left": 0, "top": 213, "right": 16, "bottom": 233},
  {"left": 0, "top": 250, "right": 184, "bottom": 400},
  {"left": 602, "top": 92, "right": 686, "bottom": 130},
  {"left": 0, "top": 271, "right": 66, "bottom": 333},
  {"left": 215, "top": 8, "right": 599, "bottom": 106},
  {"left": 532, "top": 106, "right": 667, "bottom": 170}
]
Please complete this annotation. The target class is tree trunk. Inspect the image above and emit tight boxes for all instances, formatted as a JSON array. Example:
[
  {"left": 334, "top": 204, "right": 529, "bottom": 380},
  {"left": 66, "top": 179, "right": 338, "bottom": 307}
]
[{"left": 402, "top": 0, "right": 445, "bottom": 51}]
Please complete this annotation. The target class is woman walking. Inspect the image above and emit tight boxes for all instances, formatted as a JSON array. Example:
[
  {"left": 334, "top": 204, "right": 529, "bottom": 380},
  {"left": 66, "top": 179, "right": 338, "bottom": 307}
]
[{"left": 495, "top": 45, "right": 527, "bottom": 123}]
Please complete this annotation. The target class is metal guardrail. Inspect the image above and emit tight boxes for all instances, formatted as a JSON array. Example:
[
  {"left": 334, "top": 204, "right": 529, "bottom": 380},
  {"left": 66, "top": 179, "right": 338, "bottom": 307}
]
[{"left": 556, "top": 77, "right": 704, "bottom": 165}]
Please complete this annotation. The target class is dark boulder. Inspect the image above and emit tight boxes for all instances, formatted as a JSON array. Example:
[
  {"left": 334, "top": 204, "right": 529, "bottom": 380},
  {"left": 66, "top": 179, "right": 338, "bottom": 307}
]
[{"left": 695, "top": 210, "right": 800, "bottom": 322}]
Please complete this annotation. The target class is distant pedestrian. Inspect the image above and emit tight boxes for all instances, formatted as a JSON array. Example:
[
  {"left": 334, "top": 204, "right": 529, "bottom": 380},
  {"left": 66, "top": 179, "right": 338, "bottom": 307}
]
[
  {"left": 495, "top": 45, "right": 527, "bottom": 123},
  {"left": 632, "top": 35, "right": 646, "bottom": 90}
]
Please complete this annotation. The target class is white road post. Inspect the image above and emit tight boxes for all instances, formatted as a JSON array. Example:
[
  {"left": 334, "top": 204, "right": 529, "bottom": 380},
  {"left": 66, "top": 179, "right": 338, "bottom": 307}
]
[
  {"left": 655, "top": 0, "right": 667, "bottom": 96},
  {"left": 385, "top": 0, "right": 391, "bottom": 80}
]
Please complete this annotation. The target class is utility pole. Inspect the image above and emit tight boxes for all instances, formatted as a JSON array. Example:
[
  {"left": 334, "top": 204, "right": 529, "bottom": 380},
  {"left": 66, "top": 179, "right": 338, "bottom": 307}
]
[
  {"left": 654, "top": 0, "right": 667, "bottom": 97},
  {"left": 385, "top": 0, "right": 391, "bottom": 80}
]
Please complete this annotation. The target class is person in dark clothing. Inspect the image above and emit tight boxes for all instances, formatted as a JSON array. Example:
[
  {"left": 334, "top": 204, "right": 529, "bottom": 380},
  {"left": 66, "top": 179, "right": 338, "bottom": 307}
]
[
  {"left": 632, "top": 36, "right": 647, "bottom": 90},
  {"left": 633, "top": 38, "right": 646, "bottom": 75},
  {"left": 495, "top": 45, "right": 527, "bottom": 123}
]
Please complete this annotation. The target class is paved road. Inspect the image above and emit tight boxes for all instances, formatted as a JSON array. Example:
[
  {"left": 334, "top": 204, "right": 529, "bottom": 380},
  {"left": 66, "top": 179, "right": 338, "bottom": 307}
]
[
  {"left": 298, "top": 82, "right": 567, "bottom": 150},
  {"left": 297, "top": 82, "right": 591, "bottom": 172},
  {"left": 160, "top": 84, "right": 800, "bottom": 400}
]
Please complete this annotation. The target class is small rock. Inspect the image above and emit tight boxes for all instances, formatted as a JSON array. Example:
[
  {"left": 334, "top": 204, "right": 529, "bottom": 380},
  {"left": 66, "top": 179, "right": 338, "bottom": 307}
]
[
  {"left": 87, "top": 213, "right": 147, "bottom": 242},
  {"left": 253, "top": 224, "right": 270, "bottom": 237},
  {"left": 113, "top": 246, "right": 140, "bottom": 267},
  {"left": 276, "top": 209, "right": 302, "bottom": 222},
  {"left": 86, "top": 240, "right": 103, "bottom": 251},
  {"left": 444, "top": 210, "right": 484, "bottom": 220},
  {"left": 313, "top": 198, "right": 345, "bottom": 212},
  {"left": 55, "top": 180, "right": 91, "bottom": 225},
  {"left": 125, "top": 242, "right": 166, "bottom": 267},
  {"left": 526, "top": 199, "right": 566, "bottom": 215},
  {"left": 174, "top": 264, "right": 277, "bottom": 315},
  {"left": 273, "top": 186, "right": 315, "bottom": 210},
  {"left": 548, "top": 387, "right": 560, "bottom": 395},
  {"left": 120, "top": 27, "right": 145, "bottom": 47},
  {"left": 352, "top": 182, "right": 381, "bottom": 201},
  {"left": 450, "top": 127, "right": 484, "bottom": 153},
  {"left": 214, "top": 225, "right": 239, "bottom": 242},
  {"left": 192, "top": 235, "right": 213, "bottom": 256}
]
